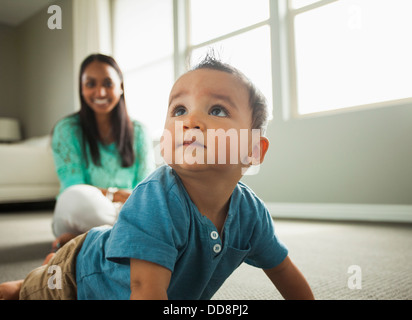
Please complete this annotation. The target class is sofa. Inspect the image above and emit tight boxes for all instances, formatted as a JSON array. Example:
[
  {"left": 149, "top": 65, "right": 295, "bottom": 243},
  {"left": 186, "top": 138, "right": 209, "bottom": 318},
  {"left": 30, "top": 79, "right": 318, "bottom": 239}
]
[{"left": 0, "top": 135, "right": 60, "bottom": 204}]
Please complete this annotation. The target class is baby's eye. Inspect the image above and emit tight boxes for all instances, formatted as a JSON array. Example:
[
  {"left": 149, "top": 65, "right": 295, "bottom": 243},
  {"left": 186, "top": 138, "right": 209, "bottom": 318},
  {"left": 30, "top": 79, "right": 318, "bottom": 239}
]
[
  {"left": 172, "top": 106, "right": 187, "bottom": 117},
  {"left": 209, "top": 105, "right": 229, "bottom": 117}
]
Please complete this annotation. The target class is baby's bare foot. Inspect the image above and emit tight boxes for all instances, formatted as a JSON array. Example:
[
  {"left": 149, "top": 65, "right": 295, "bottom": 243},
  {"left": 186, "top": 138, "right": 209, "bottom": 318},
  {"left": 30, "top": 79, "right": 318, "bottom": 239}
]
[{"left": 0, "top": 280, "right": 23, "bottom": 300}]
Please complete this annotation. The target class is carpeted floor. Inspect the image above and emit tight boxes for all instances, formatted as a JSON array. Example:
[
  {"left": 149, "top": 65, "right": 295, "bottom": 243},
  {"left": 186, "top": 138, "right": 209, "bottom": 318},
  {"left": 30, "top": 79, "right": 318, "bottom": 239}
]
[{"left": 0, "top": 210, "right": 411, "bottom": 300}]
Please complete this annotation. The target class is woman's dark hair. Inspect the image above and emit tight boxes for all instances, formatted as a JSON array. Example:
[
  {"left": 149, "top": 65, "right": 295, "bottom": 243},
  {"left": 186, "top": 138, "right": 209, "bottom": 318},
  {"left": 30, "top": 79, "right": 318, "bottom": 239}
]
[
  {"left": 192, "top": 53, "right": 269, "bottom": 136},
  {"left": 79, "top": 53, "right": 134, "bottom": 167}
]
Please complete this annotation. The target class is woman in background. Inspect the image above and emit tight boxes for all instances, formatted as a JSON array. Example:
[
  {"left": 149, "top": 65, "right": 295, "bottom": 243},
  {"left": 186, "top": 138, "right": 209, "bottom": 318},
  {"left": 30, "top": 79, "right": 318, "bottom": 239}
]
[{"left": 51, "top": 53, "right": 155, "bottom": 250}]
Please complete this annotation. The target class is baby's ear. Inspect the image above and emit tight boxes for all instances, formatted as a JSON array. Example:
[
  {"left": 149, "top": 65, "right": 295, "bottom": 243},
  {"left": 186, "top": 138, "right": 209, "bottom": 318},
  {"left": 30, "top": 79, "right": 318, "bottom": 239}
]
[
  {"left": 241, "top": 136, "right": 269, "bottom": 176},
  {"left": 251, "top": 136, "right": 269, "bottom": 165}
]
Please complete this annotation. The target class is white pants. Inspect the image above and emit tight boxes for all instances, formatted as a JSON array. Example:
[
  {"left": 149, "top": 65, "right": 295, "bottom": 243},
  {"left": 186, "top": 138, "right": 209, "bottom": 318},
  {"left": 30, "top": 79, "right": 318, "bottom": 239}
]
[{"left": 52, "top": 184, "right": 122, "bottom": 238}]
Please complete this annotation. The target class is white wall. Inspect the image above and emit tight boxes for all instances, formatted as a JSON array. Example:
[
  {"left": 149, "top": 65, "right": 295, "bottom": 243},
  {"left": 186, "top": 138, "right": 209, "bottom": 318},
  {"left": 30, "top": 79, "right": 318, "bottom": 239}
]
[
  {"left": 242, "top": 99, "right": 412, "bottom": 207},
  {"left": 16, "top": 0, "right": 75, "bottom": 138},
  {"left": 0, "top": 0, "right": 75, "bottom": 138},
  {"left": 0, "top": 24, "right": 19, "bottom": 119}
]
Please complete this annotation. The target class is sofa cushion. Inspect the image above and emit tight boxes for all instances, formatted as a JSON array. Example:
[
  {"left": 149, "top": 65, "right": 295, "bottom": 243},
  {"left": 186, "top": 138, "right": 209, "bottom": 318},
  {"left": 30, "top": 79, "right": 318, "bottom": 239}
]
[{"left": 0, "top": 136, "right": 60, "bottom": 202}]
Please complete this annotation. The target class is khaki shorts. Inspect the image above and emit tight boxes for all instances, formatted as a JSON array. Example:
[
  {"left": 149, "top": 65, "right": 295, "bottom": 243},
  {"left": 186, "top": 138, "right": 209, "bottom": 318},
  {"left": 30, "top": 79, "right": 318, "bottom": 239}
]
[{"left": 19, "top": 232, "right": 88, "bottom": 300}]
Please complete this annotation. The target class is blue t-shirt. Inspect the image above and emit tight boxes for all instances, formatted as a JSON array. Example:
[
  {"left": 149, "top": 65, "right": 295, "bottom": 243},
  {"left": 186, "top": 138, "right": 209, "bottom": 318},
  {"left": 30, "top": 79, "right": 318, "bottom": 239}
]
[{"left": 76, "top": 165, "right": 288, "bottom": 300}]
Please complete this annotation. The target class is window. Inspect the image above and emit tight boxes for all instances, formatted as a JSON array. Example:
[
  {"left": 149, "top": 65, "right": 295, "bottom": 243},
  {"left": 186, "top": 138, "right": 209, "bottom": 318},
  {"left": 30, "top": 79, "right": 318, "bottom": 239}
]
[
  {"left": 112, "top": 0, "right": 174, "bottom": 138},
  {"left": 188, "top": 0, "right": 274, "bottom": 118},
  {"left": 288, "top": 0, "right": 412, "bottom": 116},
  {"left": 112, "top": 0, "right": 275, "bottom": 138},
  {"left": 113, "top": 0, "right": 412, "bottom": 132}
]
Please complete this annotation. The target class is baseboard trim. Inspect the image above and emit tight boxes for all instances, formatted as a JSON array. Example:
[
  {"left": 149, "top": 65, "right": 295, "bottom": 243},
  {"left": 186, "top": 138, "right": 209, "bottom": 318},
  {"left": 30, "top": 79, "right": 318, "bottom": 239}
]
[{"left": 266, "top": 202, "right": 412, "bottom": 223}]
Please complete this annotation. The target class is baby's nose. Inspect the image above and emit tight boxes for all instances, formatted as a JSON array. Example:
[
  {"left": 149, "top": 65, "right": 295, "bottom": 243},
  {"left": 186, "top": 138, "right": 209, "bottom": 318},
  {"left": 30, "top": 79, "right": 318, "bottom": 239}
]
[{"left": 183, "top": 113, "right": 205, "bottom": 130}]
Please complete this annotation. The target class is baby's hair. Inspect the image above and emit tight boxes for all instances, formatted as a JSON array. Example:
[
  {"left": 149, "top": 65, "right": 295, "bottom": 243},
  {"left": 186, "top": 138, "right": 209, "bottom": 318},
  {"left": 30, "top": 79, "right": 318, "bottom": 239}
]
[{"left": 191, "top": 52, "right": 269, "bottom": 136}]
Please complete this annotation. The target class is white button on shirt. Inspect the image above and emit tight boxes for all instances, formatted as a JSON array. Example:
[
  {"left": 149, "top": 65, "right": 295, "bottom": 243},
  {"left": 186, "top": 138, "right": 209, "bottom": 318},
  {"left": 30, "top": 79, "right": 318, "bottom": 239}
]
[
  {"left": 213, "top": 244, "right": 221, "bottom": 253},
  {"left": 210, "top": 231, "right": 219, "bottom": 240}
]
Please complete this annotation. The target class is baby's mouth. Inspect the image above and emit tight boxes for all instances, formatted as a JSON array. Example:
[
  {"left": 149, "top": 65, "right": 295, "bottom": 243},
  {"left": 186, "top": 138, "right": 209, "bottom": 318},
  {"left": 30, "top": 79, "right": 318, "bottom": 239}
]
[{"left": 182, "top": 139, "right": 206, "bottom": 148}]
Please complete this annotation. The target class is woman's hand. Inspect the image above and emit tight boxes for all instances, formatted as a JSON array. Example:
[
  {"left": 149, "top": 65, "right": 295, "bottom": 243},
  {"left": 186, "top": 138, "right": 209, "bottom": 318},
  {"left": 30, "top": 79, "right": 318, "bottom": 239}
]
[
  {"left": 99, "top": 188, "right": 132, "bottom": 204},
  {"left": 113, "top": 189, "right": 131, "bottom": 203}
]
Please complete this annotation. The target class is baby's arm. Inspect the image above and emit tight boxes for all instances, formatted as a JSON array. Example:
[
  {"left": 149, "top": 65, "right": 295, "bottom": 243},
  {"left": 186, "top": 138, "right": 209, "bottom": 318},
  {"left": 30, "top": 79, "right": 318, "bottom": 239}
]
[
  {"left": 130, "top": 259, "right": 172, "bottom": 300},
  {"left": 264, "top": 256, "right": 315, "bottom": 300}
]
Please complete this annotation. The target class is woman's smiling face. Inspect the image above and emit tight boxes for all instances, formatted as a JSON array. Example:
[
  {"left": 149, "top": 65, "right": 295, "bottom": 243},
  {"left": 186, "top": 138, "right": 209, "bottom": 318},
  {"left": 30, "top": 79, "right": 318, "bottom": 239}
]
[{"left": 81, "top": 61, "right": 123, "bottom": 116}]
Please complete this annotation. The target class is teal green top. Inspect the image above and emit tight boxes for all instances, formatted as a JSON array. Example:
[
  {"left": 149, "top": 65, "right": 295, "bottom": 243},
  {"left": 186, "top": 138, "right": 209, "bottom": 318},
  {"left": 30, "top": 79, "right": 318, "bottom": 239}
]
[{"left": 51, "top": 114, "right": 155, "bottom": 195}]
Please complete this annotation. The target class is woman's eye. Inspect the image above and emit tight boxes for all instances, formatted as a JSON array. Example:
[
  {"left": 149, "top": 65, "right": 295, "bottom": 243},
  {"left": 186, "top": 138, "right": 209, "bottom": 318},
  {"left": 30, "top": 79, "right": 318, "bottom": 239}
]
[
  {"left": 210, "top": 106, "right": 229, "bottom": 117},
  {"left": 172, "top": 106, "right": 187, "bottom": 117},
  {"left": 104, "top": 80, "right": 114, "bottom": 88},
  {"left": 85, "top": 81, "right": 95, "bottom": 88}
]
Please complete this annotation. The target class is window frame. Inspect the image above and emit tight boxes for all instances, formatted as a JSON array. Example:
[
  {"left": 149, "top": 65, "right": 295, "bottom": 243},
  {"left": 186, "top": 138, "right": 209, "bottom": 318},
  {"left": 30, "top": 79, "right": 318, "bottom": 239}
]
[
  {"left": 172, "top": 0, "right": 279, "bottom": 119},
  {"left": 284, "top": 0, "right": 412, "bottom": 120},
  {"left": 111, "top": 0, "right": 412, "bottom": 127},
  {"left": 111, "top": 0, "right": 286, "bottom": 128}
]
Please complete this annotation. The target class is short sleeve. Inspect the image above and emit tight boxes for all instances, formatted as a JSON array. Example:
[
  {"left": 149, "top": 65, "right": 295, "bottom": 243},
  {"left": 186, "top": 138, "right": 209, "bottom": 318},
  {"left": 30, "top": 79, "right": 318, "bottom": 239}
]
[
  {"left": 51, "top": 116, "right": 87, "bottom": 193},
  {"left": 105, "top": 178, "right": 186, "bottom": 272},
  {"left": 245, "top": 208, "right": 288, "bottom": 269}
]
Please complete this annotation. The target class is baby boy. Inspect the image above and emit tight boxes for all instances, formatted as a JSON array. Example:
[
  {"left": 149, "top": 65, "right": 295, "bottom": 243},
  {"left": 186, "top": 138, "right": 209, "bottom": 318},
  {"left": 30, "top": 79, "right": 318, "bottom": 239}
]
[{"left": 2, "top": 56, "right": 314, "bottom": 300}]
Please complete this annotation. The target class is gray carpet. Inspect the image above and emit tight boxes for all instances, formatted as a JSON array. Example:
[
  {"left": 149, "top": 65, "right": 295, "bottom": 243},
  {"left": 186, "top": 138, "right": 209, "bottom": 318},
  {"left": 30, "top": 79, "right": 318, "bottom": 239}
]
[{"left": 1, "top": 210, "right": 411, "bottom": 300}]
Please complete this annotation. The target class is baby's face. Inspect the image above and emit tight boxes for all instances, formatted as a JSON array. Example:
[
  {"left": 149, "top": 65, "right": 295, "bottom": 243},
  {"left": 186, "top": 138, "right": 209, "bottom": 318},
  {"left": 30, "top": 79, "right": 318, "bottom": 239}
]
[{"left": 162, "top": 68, "right": 256, "bottom": 173}]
